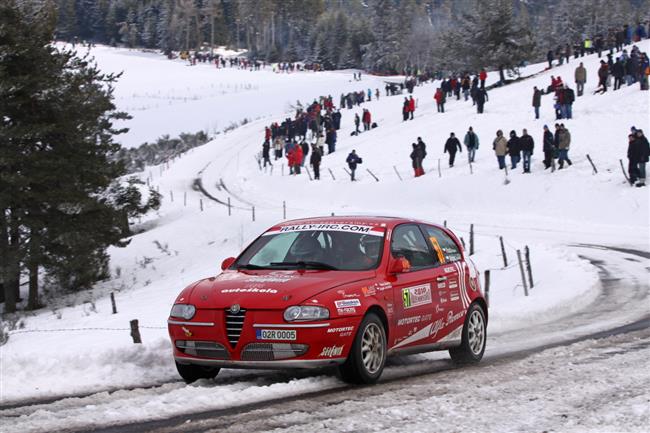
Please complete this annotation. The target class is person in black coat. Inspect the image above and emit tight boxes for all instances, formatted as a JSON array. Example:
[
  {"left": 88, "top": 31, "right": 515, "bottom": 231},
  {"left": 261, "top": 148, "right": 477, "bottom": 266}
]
[
  {"left": 475, "top": 88, "right": 488, "bottom": 113},
  {"left": 402, "top": 97, "right": 410, "bottom": 121},
  {"left": 332, "top": 110, "right": 342, "bottom": 130},
  {"left": 542, "top": 125, "right": 555, "bottom": 170},
  {"left": 310, "top": 144, "right": 322, "bottom": 180},
  {"left": 410, "top": 143, "right": 422, "bottom": 177},
  {"left": 628, "top": 129, "right": 650, "bottom": 186},
  {"left": 444, "top": 132, "right": 462, "bottom": 167},
  {"left": 532, "top": 86, "right": 542, "bottom": 119},
  {"left": 519, "top": 129, "right": 535, "bottom": 173},
  {"left": 346, "top": 149, "right": 362, "bottom": 181},
  {"left": 507, "top": 130, "right": 521, "bottom": 169}
]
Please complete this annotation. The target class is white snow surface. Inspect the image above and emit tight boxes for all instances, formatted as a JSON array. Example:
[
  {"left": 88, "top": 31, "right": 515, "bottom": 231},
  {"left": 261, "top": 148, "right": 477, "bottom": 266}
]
[{"left": 1, "top": 41, "right": 649, "bottom": 414}]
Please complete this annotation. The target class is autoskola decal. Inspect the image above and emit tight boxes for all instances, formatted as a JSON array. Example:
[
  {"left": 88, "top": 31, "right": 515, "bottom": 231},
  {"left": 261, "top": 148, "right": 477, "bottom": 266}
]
[
  {"left": 263, "top": 224, "right": 385, "bottom": 237},
  {"left": 335, "top": 299, "right": 361, "bottom": 308},
  {"left": 221, "top": 288, "right": 278, "bottom": 294},
  {"left": 402, "top": 284, "right": 432, "bottom": 309},
  {"left": 319, "top": 345, "right": 344, "bottom": 357}
]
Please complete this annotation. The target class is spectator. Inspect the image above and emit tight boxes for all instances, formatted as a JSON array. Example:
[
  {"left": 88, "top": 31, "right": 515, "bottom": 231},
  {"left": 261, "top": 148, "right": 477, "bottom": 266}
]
[
  {"left": 628, "top": 129, "right": 650, "bottom": 186},
  {"left": 547, "top": 49, "right": 554, "bottom": 68},
  {"left": 410, "top": 143, "right": 424, "bottom": 177},
  {"left": 493, "top": 130, "right": 508, "bottom": 170},
  {"left": 532, "top": 86, "right": 542, "bottom": 119},
  {"left": 362, "top": 109, "right": 371, "bottom": 131},
  {"left": 557, "top": 124, "right": 573, "bottom": 169},
  {"left": 475, "top": 87, "right": 488, "bottom": 113},
  {"left": 542, "top": 125, "right": 555, "bottom": 171},
  {"left": 595, "top": 60, "right": 609, "bottom": 94},
  {"left": 563, "top": 85, "right": 575, "bottom": 119},
  {"left": 520, "top": 129, "right": 534, "bottom": 173},
  {"left": 575, "top": 62, "right": 587, "bottom": 96},
  {"left": 346, "top": 150, "right": 362, "bottom": 181},
  {"left": 464, "top": 126, "right": 480, "bottom": 163},
  {"left": 354, "top": 113, "right": 360, "bottom": 135},
  {"left": 479, "top": 68, "right": 487, "bottom": 88},
  {"left": 507, "top": 130, "right": 521, "bottom": 169},
  {"left": 434, "top": 87, "right": 445, "bottom": 113},
  {"left": 444, "top": 132, "right": 462, "bottom": 167},
  {"left": 402, "top": 97, "right": 410, "bottom": 121},
  {"left": 310, "top": 144, "right": 321, "bottom": 180},
  {"left": 262, "top": 140, "right": 272, "bottom": 168},
  {"left": 408, "top": 95, "right": 416, "bottom": 120}
]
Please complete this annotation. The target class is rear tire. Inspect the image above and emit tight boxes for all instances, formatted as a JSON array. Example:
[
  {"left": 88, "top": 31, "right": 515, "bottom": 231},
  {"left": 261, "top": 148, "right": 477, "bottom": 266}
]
[
  {"left": 338, "top": 313, "right": 387, "bottom": 384},
  {"left": 449, "top": 303, "right": 486, "bottom": 364},
  {"left": 175, "top": 362, "right": 220, "bottom": 383}
]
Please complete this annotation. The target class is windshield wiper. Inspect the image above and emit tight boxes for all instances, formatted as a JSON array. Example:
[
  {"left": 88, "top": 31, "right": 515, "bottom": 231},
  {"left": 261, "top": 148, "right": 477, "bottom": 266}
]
[
  {"left": 236, "top": 263, "right": 269, "bottom": 270},
  {"left": 270, "top": 261, "right": 339, "bottom": 270}
]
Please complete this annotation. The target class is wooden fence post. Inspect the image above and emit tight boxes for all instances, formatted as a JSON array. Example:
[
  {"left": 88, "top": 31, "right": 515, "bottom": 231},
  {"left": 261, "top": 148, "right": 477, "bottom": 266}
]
[
  {"left": 469, "top": 224, "right": 475, "bottom": 256},
  {"left": 586, "top": 154, "right": 598, "bottom": 174},
  {"left": 200, "top": 198, "right": 203, "bottom": 211},
  {"left": 500, "top": 236, "right": 508, "bottom": 267},
  {"left": 393, "top": 165, "right": 403, "bottom": 181},
  {"left": 170, "top": 191, "right": 174, "bottom": 202},
  {"left": 437, "top": 159, "right": 441, "bottom": 178},
  {"left": 130, "top": 319, "right": 142, "bottom": 343},
  {"left": 283, "top": 201, "right": 286, "bottom": 220},
  {"left": 328, "top": 168, "right": 336, "bottom": 180},
  {"left": 366, "top": 168, "right": 379, "bottom": 182},
  {"left": 484, "top": 270, "right": 490, "bottom": 304},
  {"left": 110, "top": 292, "right": 117, "bottom": 314},
  {"left": 183, "top": 191, "right": 187, "bottom": 207},
  {"left": 305, "top": 166, "right": 313, "bottom": 181},
  {"left": 252, "top": 206, "right": 255, "bottom": 221},
  {"left": 517, "top": 250, "right": 529, "bottom": 296},
  {"left": 525, "top": 245, "right": 534, "bottom": 289},
  {"left": 228, "top": 197, "right": 231, "bottom": 216}
]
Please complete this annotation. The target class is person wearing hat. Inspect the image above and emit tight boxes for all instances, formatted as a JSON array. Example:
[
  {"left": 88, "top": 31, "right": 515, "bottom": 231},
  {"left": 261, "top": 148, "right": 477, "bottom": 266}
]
[
  {"left": 628, "top": 129, "right": 650, "bottom": 187},
  {"left": 520, "top": 129, "right": 535, "bottom": 173},
  {"left": 542, "top": 125, "right": 555, "bottom": 170},
  {"left": 595, "top": 60, "right": 608, "bottom": 94},
  {"left": 493, "top": 130, "right": 508, "bottom": 170}
]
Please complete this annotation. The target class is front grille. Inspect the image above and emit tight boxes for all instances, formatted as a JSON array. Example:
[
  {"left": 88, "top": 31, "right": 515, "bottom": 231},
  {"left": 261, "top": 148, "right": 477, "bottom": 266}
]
[
  {"left": 175, "top": 341, "right": 230, "bottom": 359},
  {"left": 225, "top": 308, "right": 247, "bottom": 347},
  {"left": 241, "top": 343, "right": 309, "bottom": 361}
]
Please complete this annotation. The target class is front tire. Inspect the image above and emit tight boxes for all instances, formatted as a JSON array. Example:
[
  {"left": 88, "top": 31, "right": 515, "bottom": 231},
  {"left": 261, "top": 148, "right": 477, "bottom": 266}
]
[
  {"left": 338, "top": 313, "right": 387, "bottom": 384},
  {"left": 175, "top": 362, "right": 220, "bottom": 383},
  {"left": 449, "top": 303, "right": 486, "bottom": 364}
]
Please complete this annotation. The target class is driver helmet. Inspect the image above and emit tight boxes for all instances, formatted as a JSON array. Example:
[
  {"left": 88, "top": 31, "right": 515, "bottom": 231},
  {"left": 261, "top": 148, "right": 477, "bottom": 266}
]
[
  {"left": 361, "top": 235, "right": 382, "bottom": 260},
  {"left": 289, "top": 235, "right": 323, "bottom": 261}
]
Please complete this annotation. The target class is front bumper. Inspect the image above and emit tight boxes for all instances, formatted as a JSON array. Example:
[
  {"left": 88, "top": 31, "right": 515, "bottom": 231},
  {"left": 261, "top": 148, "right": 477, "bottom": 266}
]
[{"left": 174, "top": 355, "right": 346, "bottom": 369}]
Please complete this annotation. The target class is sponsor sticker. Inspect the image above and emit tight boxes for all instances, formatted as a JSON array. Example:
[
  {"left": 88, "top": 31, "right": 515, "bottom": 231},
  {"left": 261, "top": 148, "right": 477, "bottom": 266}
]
[
  {"left": 430, "top": 310, "right": 466, "bottom": 338},
  {"left": 319, "top": 345, "right": 344, "bottom": 357},
  {"left": 264, "top": 224, "right": 385, "bottom": 237},
  {"left": 327, "top": 326, "right": 354, "bottom": 334},
  {"left": 255, "top": 329, "right": 297, "bottom": 341},
  {"left": 437, "top": 283, "right": 447, "bottom": 289},
  {"left": 372, "top": 282, "right": 393, "bottom": 292},
  {"left": 402, "top": 284, "right": 432, "bottom": 309},
  {"left": 443, "top": 267, "right": 455, "bottom": 273},
  {"left": 221, "top": 288, "right": 278, "bottom": 294},
  {"left": 450, "top": 291, "right": 460, "bottom": 301},
  {"left": 361, "top": 286, "right": 376, "bottom": 297},
  {"left": 337, "top": 307, "right": 356, "bottom": 315},
  {"left": 335, "top": 299, "right": 361, "bottom": 308}
]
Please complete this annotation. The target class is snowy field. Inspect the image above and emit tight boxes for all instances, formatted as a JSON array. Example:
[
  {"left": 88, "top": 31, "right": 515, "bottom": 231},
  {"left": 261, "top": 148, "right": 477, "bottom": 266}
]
[{"left": 1, "top": 41, "right": 649, "bottom": 430}]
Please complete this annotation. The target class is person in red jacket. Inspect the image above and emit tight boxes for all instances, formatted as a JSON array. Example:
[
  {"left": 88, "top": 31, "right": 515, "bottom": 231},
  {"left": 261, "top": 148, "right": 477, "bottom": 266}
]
[
  {"left": 434, "top": 88, "right": 445, "bottom": 113},
  {"left": 479, "top": 69, "right": 487, "bottom": 88},
  {"left": 293, "top": 143, "right": 303, "bottom": 174},
  {"left": 362, "top": 109, "right": 371, "bottom": 131},
  {"left": 286, "top": 145, "right": 295, "bottom": 174},
  {"left": 265, "top": 126, "right": 271, "bottom": 142},
  {"left": 408, "top": 96, "right": 415, "bottom": 120}
]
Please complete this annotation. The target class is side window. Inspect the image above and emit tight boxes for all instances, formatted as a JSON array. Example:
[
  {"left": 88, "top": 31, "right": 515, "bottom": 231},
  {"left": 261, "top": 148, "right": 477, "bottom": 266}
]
[
  {"left": 422, "top": 226, "right": 462, "bottom": 264},
  {"left": 390, "top": 224, "right": 435, "bottom": 270}
]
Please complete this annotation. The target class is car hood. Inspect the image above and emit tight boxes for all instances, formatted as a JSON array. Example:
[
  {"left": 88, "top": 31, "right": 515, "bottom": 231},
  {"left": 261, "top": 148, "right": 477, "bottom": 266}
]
[{"left": 187, "top": 269, "right": 375, "bottom": 309}]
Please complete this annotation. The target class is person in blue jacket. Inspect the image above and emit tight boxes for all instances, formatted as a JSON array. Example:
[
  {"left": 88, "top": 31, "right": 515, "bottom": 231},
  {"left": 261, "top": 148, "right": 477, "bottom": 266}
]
[{"left": 346, "top": 150, "right": 362, "bottom": 181}]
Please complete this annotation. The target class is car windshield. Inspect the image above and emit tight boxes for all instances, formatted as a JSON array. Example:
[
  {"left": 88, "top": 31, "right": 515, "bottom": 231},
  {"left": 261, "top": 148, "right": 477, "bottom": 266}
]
[{"left": 234, "top": 227, "right": 385, "bottom": 271}]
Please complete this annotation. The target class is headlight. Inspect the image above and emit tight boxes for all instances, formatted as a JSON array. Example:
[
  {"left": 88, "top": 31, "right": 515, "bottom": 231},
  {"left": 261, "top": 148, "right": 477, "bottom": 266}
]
[
  {"left": 170, "top": 304, "right": 196, "bottom": 320},
  {"left": 284, "top": 305, "right": 329, "bottom": 322}
]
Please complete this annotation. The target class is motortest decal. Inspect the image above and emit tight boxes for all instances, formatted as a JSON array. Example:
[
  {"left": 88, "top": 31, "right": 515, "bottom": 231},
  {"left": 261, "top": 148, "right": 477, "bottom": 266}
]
[{"left": 262, "top": 224, "right": 385, "bottom": 237}]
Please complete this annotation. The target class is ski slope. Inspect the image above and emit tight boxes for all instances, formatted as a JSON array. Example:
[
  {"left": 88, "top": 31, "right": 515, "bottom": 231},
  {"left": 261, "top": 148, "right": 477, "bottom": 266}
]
[{"left": 1, "top": 42, "right": 649, "bottom": 414}]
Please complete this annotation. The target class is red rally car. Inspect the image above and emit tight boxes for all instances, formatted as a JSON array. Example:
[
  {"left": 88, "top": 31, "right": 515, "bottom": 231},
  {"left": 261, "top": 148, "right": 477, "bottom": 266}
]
[{"left": 169, "top": 216, "right": 488, "bottom": 384}]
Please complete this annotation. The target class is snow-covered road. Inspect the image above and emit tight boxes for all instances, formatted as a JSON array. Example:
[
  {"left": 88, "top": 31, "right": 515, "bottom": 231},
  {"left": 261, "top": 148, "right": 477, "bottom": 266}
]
[{"left": 2, "top": 245, "right": 647, "bottom": 433}]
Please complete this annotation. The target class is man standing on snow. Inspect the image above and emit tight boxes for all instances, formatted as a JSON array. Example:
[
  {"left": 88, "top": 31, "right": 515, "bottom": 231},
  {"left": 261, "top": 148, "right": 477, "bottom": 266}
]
[
  {"left": 410, "top": 143, "right": 423, "bottom": 177},
  {"left": 434, "top": 87, "right": 445, "bottom": 113},
  {"left": 542, "top": 125, "right": 555, "bottom": 171},
  {"left": 310, "top": 144, "right": 321, "bottom": 180},
  {"left": 346, "top": 149, "right": 362, "bottom": 181},
  {"left": 362, "top": 109, "right": 371, "bottom": 131},
  {"left": 402, "top": 97, "right": 410, "bottom": 121},
  {"left": 575, "top": 62, "right": 587, "bottom": 96},
  {"left": 520, "top": 129, "right": 535, "bottom": 173},
  {"left": 532, "top": 86, "right": 542, "bottom": 119},
  {"left": 408, "top": 95, "right": 416, "bottom": 120},
  {"left": 354, "top": 113, "right": 360, "bottom": 135},
  {"left": 464, "top": 127, "right": 479, "bottom": 163},
  {"left": 476, "top": 87, "right": 488, "bottom": 113},
  {"left": 493, "top": 130, "right": 508, "bottom": 170},
  {"left": 563, "top": 85, "right": 575, "bottom": 119},
  {"left": 262, "top": 140, "right": 272, "bottom": 168},
  {"left": 444, "top": 132, "right": 462, "bottom": 167},
  {"left": 557, "top": 124, "right": 573, "bottom": 169},
  {"left": 507, "top": 130, "right": 521, "bottom": 169},
  {"left": 628, "top": 129, "right": 650, "bottom": 186},
  {"left": 479, "top": 68, "right": 487, "bottom": 88}
]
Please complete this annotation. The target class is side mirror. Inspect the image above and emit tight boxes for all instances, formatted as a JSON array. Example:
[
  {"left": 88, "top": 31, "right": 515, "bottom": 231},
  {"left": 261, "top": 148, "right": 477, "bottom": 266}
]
[
  {"left": 221, "top": 257, "right": 236, "bottom": 271},
  {"left": 388, "top": 257, "right": 411, "bottom": 274}
]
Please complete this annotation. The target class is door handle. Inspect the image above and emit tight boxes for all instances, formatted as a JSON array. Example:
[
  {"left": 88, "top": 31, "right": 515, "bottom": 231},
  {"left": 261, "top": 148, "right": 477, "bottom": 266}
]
[{"left": 436, "top": 276, "right": 447, "bottom": 282}]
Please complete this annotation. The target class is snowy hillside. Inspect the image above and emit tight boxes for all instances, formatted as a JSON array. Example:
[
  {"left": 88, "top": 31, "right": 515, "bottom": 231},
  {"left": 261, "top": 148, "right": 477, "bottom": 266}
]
[{"left": 2, "top": 41, "right": 648, "bottom": 415}]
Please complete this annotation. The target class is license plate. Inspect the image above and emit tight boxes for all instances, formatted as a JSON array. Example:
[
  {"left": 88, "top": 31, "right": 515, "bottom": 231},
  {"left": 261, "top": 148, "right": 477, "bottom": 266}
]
[{"left": 255, "top": 329, "right": 297, "bottom": 341}]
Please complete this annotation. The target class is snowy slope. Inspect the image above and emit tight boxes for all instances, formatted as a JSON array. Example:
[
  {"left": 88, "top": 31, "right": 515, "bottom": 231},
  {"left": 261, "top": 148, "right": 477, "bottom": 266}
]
[{"left": 1, "top": 42, "right": 648, "bottom": 406}]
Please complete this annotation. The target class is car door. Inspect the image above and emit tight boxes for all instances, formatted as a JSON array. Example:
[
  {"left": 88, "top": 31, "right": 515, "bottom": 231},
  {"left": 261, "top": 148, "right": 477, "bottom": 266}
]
[
  {"left": 421, "top": 225, "right": 467, "bottom": 331},
  {"left": 389, "top": 224, "right": 448, "bottom": 350}
]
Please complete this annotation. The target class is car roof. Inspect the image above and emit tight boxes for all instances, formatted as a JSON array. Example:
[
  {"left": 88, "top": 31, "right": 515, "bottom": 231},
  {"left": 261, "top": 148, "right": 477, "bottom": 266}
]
[{"left": 276, "top": 216, "right": 442, "bottom": 230}]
